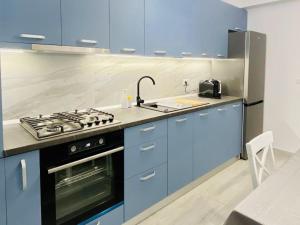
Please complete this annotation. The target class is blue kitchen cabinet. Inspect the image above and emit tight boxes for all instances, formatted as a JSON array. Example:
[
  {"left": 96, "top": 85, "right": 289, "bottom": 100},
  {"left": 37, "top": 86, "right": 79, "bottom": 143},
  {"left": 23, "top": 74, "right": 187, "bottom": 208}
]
[
  {"left": 145, "top": 0, "right": 204, "bottom": 57},
  {"left": 61, "top": 0, "right": 109, "bottom": 48},
  {"left": 0, "top": 159, "right": 6, "bottom": 225},
  {"left": 125, "top": 163, "right": 167, "bottom": 221},
  {"left": 110, "top": 0, "right": 145, "bottom": 55},
  {"left": 79, "top": 205, "right": 124, "bottom": 225},
  {"left": 210, "top": 102, "right": 242, "bottom": 167},
  {"left": 0, "top": 0, "right": 61, "bottom": 45},
  {"left": 193, "top": 108, "right": 215, "bottom": 179},
  {"left": 226, "top": 102, "right": 243, "bottom": 158},
  {"left": 167, "top": 113, "right": 193, "bottom": 194},
  {"left": 210, "top": 104, "right": 232, "bottom": 167},
  {"left": 5, "top": 150, "right": 41, "bottom": 225},
  {"left": 196, "top": 0, "right": 247, "bottom": 58}
]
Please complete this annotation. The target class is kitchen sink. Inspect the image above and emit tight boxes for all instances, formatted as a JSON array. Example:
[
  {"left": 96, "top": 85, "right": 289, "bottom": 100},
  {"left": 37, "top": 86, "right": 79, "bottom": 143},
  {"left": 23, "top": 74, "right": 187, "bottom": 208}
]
[{"left": 139, "top": 101, "right": 195, "bottom": 113}]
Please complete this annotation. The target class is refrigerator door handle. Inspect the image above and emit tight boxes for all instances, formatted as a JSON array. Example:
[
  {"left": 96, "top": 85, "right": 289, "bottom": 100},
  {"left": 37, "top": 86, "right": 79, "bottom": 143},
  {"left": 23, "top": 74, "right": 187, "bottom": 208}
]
[{"left": 244, "top": 100, "right": 264, "bottom": 107}]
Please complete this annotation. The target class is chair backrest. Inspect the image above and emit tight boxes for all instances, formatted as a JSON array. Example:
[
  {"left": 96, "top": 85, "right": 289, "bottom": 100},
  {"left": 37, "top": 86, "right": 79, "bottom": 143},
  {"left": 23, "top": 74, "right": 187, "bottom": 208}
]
[{"left": 246, "top": 131, "right": 276, "bottom": 188}]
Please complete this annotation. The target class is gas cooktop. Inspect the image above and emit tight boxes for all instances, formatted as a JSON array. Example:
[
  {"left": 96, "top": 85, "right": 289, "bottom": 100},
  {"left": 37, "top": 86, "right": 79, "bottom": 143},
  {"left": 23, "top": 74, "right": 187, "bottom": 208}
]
[{"left": 20, "top": 108, "right": 121, "bottom": 140}]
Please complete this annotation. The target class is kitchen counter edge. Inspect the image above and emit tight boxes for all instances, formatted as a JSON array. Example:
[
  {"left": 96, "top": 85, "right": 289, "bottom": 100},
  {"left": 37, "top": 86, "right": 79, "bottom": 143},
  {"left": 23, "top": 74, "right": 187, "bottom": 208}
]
[{"left": 3, "top": 96, "right": 242, "bottom": 157}]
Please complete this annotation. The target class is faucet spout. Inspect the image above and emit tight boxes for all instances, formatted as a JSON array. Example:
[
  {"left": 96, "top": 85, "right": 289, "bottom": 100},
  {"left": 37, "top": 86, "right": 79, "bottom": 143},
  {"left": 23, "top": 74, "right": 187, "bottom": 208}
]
[{"left": 136, "top": 76, "right": 156, "bottom": 107}]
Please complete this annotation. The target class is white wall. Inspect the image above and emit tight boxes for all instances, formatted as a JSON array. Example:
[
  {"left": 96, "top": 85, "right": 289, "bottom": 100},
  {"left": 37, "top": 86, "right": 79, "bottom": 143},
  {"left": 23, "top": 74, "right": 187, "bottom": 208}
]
[{"left": 248, "top": 0, "right": 300, "bottom": 152}]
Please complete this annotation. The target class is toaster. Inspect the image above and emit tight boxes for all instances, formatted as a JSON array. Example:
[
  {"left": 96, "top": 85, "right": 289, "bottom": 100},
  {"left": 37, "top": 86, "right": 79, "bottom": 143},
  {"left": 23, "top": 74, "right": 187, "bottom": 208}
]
[{"left": 198, "top": 79, "right": 222, "bottom": 99}]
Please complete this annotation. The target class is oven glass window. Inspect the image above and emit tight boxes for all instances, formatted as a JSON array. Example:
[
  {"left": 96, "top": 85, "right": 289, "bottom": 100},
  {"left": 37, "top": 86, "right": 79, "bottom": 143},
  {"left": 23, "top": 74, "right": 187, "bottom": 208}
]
[{"left": 55, "top": 156, "right": 114, "bottom": 223}]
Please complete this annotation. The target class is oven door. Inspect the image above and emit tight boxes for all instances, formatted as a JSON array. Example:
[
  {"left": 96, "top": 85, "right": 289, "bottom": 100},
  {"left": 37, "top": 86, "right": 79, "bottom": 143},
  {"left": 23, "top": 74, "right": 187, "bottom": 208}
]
[{"left": 41, "top": 147, "right": 124, "bottom": 225}]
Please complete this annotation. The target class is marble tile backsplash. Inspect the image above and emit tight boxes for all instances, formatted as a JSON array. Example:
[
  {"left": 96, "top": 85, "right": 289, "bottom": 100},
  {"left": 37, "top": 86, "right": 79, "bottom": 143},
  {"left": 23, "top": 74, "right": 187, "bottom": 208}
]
[{"left": 0, "top": 52, "right": 240, "bottom": 120}]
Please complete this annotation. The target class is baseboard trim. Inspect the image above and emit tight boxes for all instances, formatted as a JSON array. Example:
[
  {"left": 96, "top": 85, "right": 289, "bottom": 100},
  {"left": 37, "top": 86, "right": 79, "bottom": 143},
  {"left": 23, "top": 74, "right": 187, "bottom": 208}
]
[{"left": 123, "top": 157, "right": 239, "bottom": 225}]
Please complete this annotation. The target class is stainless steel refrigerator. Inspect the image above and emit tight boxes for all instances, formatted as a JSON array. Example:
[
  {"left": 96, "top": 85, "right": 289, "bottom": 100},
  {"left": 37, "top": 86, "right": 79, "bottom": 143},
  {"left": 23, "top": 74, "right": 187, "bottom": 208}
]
[{"left": 228, "top": 31, "right": 267, "bottom": 159}]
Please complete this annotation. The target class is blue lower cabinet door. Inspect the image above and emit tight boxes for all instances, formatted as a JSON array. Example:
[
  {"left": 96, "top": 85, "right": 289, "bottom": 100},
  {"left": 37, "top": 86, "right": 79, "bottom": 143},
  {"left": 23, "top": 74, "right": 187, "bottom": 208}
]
[
  {"left": 0, "top": 159, "right": 6, "bottom": 225},
  {"left": 167, "top": 114, "right": 193, "bottom": 194},
  {"left": 125, "top": 164, "right": 167, "bottom": 221},
  {"left": 82, "top": 205, "right": 124, "bottom": 225},
  {"left": 61, "top": 0, "right": 109, "bottom": 48},
  {"left": 0, "top": 0, "right": 61, "bottom": 44},
  {"left": 5, "top": 151, "right": 41, "bottom": 225},
  {"left": 193, "top": 109, "right": 215, "bottom": 179},
  {"left": 227, "top": 102, "right": 243, "bottom": 158},
  {"left": 211, "top": 105, "right": 232, "bottom": 167}
]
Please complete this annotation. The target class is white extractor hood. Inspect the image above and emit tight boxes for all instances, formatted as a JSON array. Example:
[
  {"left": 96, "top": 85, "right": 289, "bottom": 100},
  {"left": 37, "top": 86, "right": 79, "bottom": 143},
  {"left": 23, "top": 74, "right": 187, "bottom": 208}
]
[
  {"left": 222, "top": 0, "right": 286, "bottom": 8},
  {"left": 31, "top": 44, "right": 110, "bottom": 54}
]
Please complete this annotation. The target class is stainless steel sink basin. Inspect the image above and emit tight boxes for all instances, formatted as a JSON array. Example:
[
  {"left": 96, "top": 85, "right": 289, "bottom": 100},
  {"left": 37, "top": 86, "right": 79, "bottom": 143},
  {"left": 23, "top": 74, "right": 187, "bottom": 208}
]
[{"left": 139, "top": 102, "right": 193, "bottom": 113}]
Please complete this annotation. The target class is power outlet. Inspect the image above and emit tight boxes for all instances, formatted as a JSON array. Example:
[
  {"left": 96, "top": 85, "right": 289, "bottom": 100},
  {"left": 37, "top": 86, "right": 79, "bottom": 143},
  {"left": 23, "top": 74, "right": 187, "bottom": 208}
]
[{"left": 183, "top": 79, "right": 189, "bottom": 87}]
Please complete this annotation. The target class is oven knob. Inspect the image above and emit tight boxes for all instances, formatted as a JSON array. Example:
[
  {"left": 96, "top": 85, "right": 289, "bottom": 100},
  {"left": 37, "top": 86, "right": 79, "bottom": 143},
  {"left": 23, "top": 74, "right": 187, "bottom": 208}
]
[
  {"left": 70, "top": 145, "right": 77, "bottom": 153},
  {"left": 102, "top": 119, "right": 107, "bottom": 124},
  {"left": 87, "top": 122, "right": 93, "bottom": 127},
  {"left": 99, "top": 138, "right": 104, "bottom": 145},
  {"left": 108, "top": 117, "right": 114, "bottom": 123},
  {"left": 95, "top": 120, "right": 100, "bottom": 126}
]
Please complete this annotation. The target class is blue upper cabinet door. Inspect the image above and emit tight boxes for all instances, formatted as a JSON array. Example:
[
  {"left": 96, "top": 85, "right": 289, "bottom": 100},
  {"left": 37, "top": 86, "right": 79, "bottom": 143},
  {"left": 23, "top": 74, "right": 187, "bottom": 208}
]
[
  {"left": 145, "top": 0, "right": 202, "bottom": 57},
  {"left": 0, "top": 159, "right": 6, "bottom": 225},
  {"left": 0, "top": 0, "right": 61, "bottom": 44},
  {"left": 193, "top": 109, "right": 215, "bottom": 179},
  {"left": 110, "top": 0, "right": 145, "bottom": 55},
  {"left": 61, "top": 0, "right": 109, "bottom": 48},
  {"left": 167, "top": 113, "right": 193, "bottom": 194},
  {"left": 5, "top": 151, "right": 41, "bottom": 225}
]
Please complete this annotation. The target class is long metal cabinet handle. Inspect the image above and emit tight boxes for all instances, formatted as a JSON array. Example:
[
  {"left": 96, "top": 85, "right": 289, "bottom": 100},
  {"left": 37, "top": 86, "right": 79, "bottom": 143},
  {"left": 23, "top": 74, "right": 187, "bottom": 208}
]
[
  {"left": 140, "top": 144, "right": 156, "bottom": 152},
  {"left": 79, "top": 39, "right": 98, "bottom": 44},
  {"left": 48, "top": 146, "right": 124, "bottom": 174},
  {"left": 20, "top": 159, "right": 27, "bottom": 191},
  {"left": 176, "top": 118, "right": 187, "bottom": 123},
  {"left": 121, "top": 48, "right": 136, "bottom": 53},
  {"left": 217, "top": 54, "right": 225, "bottom": 58},
  {"left": 140, "top": 126, "right": 156, "bottom": 132},
  {"left": 199, "top": 113, "right": 209, "bottom": 117},
  {"left": 181, "top": 52, "right": 192, "bottom": 57},
  {"left": 217, "top": 108, "right": 227, "bottom": 112},
  {"left": 19, "top": 34, "right": 45, "bottom": 40},
  {"left": 154, "top": 50, "right": 167, "bottom": 56},
  {"left": 140, "top": 171, "right": 156, "bottom": 181},
  {"left": 232, "top": 104, "right": 241, "bottom": 108},
  {"left": 201, "top": 53, "right": 208, "bottom": 57}
]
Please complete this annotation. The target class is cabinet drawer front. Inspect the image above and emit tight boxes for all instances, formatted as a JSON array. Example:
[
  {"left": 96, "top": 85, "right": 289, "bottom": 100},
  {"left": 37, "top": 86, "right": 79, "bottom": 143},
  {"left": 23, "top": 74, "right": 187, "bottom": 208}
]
[
  {"left": 125, "top": 163, "right": 167, "bottom": 221},
  {"left": 83, "top": 205, "right": 124, "bottom": 225},
  {"left": 125, "top": 120, "right": 167, "bottom": 148},
  {"left": 125, "top": 137, "right": 167, "bottom": 179}
]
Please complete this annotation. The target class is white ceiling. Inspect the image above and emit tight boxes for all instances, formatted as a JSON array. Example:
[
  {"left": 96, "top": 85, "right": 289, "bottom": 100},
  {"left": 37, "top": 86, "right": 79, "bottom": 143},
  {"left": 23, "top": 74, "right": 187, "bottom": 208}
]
[{"left": 222, "top": 0, "right": 285, "bottom": 8}]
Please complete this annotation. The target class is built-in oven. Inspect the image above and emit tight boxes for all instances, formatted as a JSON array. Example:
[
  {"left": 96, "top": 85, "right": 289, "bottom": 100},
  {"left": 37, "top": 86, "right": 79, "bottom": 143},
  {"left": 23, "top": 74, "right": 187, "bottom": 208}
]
[{"left": 40, "top": 130, "right": 124, "bottom": 225}]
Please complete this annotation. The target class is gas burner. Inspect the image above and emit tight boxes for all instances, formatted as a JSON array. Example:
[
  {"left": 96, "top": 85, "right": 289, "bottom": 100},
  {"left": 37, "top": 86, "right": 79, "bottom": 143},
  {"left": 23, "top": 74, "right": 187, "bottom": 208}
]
[
  {"left": 46, "top": 125, "right": 62, "bottom": 133},
  {"left": 20, "top": 108, "right": 120, "bottom": 140}
]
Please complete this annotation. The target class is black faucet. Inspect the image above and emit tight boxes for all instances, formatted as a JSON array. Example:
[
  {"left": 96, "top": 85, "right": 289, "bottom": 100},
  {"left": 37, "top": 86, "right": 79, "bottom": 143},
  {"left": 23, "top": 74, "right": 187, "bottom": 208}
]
[{"left": 136, "top": 76, "right": 156, "bottom": 107}]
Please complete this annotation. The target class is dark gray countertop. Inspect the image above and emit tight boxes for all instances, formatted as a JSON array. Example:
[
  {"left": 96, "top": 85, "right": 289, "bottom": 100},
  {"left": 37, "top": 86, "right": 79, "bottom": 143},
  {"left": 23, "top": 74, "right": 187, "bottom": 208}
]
[{"left": 3, "top": 95, "right": 242, "bottom": 157}]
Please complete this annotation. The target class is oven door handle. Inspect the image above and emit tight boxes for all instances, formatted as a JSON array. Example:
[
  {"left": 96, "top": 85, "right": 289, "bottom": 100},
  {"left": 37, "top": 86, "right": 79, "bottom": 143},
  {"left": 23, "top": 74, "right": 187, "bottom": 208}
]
[{"left": 47, "top": 146, "right": 124, "bottom": 174}]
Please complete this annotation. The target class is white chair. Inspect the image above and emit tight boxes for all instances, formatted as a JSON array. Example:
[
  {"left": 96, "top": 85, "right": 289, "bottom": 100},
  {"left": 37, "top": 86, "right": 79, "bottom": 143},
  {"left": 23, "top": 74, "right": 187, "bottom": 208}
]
[{"left": 246, "top": 131, "right": 276, "bottom": 188}]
